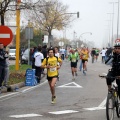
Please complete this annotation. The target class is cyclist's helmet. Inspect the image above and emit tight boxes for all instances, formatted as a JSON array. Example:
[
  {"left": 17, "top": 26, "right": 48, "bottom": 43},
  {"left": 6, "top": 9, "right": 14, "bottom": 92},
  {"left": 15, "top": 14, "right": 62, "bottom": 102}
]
[{"left": 114, "top": 42, "right": 120, "bottom": 47}]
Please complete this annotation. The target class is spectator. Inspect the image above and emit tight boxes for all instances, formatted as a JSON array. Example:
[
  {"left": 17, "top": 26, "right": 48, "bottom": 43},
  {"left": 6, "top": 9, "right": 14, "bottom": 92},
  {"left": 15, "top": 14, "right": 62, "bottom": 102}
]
[
  {"left": 3, "top": 51, "right": 9, "bottom": 87},
  {"left": 34, "top": 46, "right": 44, "bottom": 83},
  {"left": 32, "top": 47, "right": 37, "bottom": 69},
  {"left": 0, "top": 43, "right": 8, "bottom": 92}
]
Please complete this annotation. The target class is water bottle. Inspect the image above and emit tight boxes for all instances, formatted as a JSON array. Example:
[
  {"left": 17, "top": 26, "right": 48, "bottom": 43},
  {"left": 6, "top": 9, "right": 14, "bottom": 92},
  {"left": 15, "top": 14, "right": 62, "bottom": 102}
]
[{"left": 15, "top": 86, "right": 19, "bottom": 92}]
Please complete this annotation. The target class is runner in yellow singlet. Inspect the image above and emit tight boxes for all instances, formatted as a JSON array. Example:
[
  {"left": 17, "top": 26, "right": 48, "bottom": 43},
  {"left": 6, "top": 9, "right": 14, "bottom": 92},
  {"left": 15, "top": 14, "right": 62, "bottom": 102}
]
[{"left": 81, "top": 47, "right": 89, "bottom": 75}]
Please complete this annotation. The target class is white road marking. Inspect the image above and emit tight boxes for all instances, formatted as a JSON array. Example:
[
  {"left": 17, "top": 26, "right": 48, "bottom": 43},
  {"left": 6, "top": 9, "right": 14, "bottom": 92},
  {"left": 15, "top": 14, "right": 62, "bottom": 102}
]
[
  {"left": 98, "top": 97, "right": 107, "bottom": 107},
  {"left": 84, "top": 107, "right": 106, "bottom": 111},
  {"left": 21, "top": 80, "right": 47, "bottom": 93},
  {"left": 0, "top": 80, "right": 47, "bottom": 102},
  {"left": 0, "top": 92, "right": 18, "bottom": 99},
  {"left": 0, "top": 34, "right": 10, "bottom": 38},
  {"left": 9, "top": 113, "right": 42, "bottom": 118},
  {"left": 84, "top": 98, "right": 106, "bottom": 111},
  {"left": 49, "top": 110, "right": 79, "bottom": 115},
  {"left": 57, "top": 82, "right": 83, "bottom": 88}
]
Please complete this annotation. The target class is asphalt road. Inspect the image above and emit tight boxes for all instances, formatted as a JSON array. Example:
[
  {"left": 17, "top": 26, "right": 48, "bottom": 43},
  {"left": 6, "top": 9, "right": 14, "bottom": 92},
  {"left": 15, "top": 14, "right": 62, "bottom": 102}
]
[{"left": 0, "top": 57, "right": 119, "bottom": 120}]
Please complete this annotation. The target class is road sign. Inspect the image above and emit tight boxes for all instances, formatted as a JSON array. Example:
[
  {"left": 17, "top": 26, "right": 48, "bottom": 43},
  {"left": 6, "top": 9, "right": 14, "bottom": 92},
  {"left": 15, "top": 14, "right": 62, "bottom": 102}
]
[
  {"left": 43, "top": 35, "right": 48, "bottom": 43},
  {"left": 0, "top": 26, "right": 13, "bottom": 46},
  {"left": 115, "top": 39, "right": 120, "bottom": 43},
  {"left": 59, "top": 41, "right": 64, "bottom": 46}
]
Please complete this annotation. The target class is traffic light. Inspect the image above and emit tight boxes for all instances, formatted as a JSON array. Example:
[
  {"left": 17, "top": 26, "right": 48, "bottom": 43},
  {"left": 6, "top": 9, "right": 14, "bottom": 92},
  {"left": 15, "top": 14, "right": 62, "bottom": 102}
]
[
  {"left": 42, "top": 35, "right": 44, "bottom": 41},
  {"left": 77, "top": 12, "right": 79, "bottom": 18}
]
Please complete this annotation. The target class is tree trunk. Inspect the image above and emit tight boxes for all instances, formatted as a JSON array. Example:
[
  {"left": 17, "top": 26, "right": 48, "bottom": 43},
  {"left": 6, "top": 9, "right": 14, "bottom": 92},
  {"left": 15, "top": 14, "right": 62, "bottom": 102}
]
[{"left": 1, "top": 14, "right": 4, "bottom": 25}]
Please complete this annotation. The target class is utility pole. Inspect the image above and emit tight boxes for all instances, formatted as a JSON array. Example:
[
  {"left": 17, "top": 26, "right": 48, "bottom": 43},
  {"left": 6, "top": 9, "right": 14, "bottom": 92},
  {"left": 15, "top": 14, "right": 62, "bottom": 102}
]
[
  {"left": 117, "top": 0, "right": 119, "bottom": 38},
  {"left": 16, "top": 0, "right": 21, "bottom": 70}
]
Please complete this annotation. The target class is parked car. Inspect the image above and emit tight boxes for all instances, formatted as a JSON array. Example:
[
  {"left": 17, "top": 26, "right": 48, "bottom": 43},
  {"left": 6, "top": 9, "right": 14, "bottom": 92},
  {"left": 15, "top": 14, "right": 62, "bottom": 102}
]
[
  {"left": 21, "top": 49, "right": 29, "bottom": 64},
  {"left": 9, "top": 49, "right": 16, "bottom": 60}
]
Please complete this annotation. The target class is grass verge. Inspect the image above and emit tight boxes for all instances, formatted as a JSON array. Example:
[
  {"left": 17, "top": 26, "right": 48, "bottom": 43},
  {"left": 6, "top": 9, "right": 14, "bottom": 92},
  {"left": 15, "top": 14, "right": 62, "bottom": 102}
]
[{"left": 8, "top": 64, "right": 31, "bottom": 85}]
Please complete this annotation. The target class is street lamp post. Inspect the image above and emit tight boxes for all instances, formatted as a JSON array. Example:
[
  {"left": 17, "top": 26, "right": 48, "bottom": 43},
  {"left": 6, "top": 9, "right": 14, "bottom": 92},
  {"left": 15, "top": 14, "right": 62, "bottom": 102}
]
[
  {"left": 117, "top": 0, "right": 119, "bottom": 38},
  {"left": 79, "top": 32, "right": 92, "bottom": 41},
  {"left": 107, "top": 13, "right": 114, "bottom": 47},
  {"left": 79, "top": 32, "right": 92, "bottom": 47}
]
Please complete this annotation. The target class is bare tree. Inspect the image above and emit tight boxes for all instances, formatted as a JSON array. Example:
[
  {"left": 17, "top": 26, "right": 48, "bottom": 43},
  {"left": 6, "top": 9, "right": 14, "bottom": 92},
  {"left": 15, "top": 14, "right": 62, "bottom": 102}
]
[{"left": 23, "top": 0, "right": 72, "bottom": 36}]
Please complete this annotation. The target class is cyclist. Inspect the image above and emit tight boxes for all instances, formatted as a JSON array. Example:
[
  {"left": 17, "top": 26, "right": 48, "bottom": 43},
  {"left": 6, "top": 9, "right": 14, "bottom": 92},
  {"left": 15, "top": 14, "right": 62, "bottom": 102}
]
[{"left": 106, "top": 42, "right": 120, "bottom": 97}]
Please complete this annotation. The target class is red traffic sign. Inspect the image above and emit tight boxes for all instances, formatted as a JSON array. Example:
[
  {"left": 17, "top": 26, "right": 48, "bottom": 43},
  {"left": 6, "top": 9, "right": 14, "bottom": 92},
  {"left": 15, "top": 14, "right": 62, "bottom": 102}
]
[
  {"left": 0, "top": 26, "right": 13, "bottom": 46},
  {"left": 115, "top": 39, "right": 120, "bottom": 43}
]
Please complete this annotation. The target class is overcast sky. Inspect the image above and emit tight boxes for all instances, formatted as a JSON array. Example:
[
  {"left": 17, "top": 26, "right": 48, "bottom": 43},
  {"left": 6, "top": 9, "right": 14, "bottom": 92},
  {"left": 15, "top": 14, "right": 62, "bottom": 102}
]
[{"left": 52, "top": 0, "right": 119, "bottom": 48}]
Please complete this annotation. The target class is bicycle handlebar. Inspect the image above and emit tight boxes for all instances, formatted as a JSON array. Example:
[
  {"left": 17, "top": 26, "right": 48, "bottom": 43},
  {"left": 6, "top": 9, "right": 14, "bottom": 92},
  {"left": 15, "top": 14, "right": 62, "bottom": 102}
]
[{"left": 99, "top": 75, "right": 120, "bottom": 79}]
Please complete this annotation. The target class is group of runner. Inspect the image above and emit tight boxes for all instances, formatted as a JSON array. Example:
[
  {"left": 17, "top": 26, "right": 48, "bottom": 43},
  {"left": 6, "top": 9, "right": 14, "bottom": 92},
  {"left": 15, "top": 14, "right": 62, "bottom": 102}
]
[{"left": 40, "top": 46, "right": 101, "bottom": 104}]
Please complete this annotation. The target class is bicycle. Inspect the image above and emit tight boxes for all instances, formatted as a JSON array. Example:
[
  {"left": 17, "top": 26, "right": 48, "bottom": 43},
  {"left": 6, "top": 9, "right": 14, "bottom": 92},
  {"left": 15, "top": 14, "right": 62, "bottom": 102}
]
[{"left": 99, "top": 74, "right": 120, "bottom": 120}]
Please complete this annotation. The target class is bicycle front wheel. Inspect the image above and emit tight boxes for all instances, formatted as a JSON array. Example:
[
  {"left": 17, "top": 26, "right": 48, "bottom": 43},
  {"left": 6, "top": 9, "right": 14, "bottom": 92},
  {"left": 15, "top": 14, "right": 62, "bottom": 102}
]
[
  {"left": 115, "top": 95, "right": 120, "bottom": 118},
  {"left": 106, "top": 93, "right": 114, "bottom": 120}
]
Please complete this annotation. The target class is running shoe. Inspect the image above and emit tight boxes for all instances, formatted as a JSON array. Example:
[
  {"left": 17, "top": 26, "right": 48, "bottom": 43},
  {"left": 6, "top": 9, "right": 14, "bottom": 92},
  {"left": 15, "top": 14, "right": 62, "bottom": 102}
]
[
  {"left": 51, "top": 96, "right": 56, "bottom": 104},
  {"left": 83, "top": 70, "right": 86, "bottom": 76},
  {"left": 75, "top": 72, "right": 77, "bottom": 76},
  {"left": 72, "top": 76, "right": 75, "bottom": 80}
]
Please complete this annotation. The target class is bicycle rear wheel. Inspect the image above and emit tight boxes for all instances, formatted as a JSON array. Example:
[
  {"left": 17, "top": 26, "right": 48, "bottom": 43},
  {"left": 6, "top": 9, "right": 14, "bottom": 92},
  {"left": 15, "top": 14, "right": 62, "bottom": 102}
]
[
  {"left": 115, "top": 95, "right": 120, "bottom": 118},
  {"left": 106, "top": 93, "right": 114, "bottom": 120}
]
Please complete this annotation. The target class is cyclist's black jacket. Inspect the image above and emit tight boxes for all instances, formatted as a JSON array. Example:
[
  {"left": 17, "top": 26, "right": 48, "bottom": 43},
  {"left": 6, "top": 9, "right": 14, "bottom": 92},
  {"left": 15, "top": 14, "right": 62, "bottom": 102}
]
[
  {"left": 111, "top": 53, "right": 120, "bottom": 76},
  {"left": 0, "top": 49, "right": 7, "bottom": 67}
]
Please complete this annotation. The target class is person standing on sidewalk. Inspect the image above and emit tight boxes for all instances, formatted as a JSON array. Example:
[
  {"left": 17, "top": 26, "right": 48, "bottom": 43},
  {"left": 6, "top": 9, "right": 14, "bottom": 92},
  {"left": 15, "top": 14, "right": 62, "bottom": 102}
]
[
  {"left": 0, "top": 43, "right": 8, "bottom": 92},
  {"left": 34, "top": 46, "right": 44, "bottom": 83},
  {"left": 3, "top": 51, "right": 9, "bottom": 87},
  {"left": 41, "top": 48, "right": 62, "bottom": 104},
  {"left": 69, "top": 49, "right": 79, "bottom": 80}
]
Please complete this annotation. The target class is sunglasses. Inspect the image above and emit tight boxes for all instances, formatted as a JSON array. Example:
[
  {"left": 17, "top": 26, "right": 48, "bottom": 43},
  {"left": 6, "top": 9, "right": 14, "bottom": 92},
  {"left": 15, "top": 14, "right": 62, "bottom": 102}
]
[{"left": 115, "top": 48, "right": 120, "bottom": 49}]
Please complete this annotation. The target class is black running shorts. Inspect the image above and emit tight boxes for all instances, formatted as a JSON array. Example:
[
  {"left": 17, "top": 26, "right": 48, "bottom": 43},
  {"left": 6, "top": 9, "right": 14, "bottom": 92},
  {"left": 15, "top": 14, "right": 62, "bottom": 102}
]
[
  {"left": 71, "top": 62, "right": 77, "bottom": 68},
  {"left": 47, "top": 76, "right": 58, "bottom": 81},
  {"left": 82, "top": 59, "right": 88, "bottom": 63}
]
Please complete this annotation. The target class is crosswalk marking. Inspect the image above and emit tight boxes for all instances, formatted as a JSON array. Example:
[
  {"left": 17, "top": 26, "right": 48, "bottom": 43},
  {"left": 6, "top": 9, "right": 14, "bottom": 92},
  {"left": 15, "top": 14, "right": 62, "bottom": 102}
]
[
  {"left": 9, "top": 114, "right": 42, "bottom": 118},
  {"left": 49, "top": 110, "right": 79, "bottom": 115}
]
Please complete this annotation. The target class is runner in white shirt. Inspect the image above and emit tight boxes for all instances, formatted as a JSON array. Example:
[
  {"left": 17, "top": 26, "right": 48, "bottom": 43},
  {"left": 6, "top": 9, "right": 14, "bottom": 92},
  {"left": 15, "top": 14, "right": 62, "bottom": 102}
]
[
  {"left": 100, "top": 48, "right": 106, "bottom": 63},
  {"left": 54, "top": 47, "right": 62, "bottom": 82},
  {"left": 34, "top": 47, "right": 44, "bottom": 83}
]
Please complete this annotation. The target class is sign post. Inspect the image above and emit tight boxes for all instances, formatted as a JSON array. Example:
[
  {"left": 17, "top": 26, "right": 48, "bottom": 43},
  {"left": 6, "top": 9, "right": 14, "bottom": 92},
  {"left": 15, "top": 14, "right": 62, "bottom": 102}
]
[
  {"left": 0, "top": 26, "right": 13, "bottom": 46},
  {"left": 25, "top": 26, "right": 33, "bottom": 65}
]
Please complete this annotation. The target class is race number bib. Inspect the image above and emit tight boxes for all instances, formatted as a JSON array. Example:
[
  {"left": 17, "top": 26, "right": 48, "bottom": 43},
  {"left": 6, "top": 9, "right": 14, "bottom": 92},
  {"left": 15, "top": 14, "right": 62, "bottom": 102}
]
[
  {"left": 72, "top": 59, "right": 76, "bottom": 62},
  {"left": 83, "top": 55, "right": 86, "bottom": 59},
  {"left": 50, "top": 67, "right": 56, "bottom": 72}
]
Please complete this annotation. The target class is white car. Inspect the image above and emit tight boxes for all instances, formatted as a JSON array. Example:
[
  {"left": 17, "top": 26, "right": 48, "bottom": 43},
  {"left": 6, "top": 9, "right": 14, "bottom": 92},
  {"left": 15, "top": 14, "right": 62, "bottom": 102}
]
[
  {"left": 9, "top": 49, "right": 16, "bottom": 60},
  {"left": 21, "top": 49, "right": 29, "bottom": 64}
]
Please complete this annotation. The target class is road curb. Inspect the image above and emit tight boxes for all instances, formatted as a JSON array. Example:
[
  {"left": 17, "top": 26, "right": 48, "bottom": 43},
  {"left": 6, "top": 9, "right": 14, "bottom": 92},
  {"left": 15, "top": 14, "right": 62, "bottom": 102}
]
[{"left": 1, "top": 74, "right": 46, "bottom": 93}]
